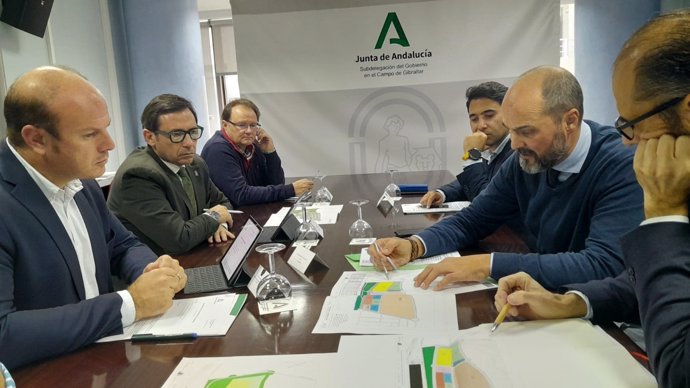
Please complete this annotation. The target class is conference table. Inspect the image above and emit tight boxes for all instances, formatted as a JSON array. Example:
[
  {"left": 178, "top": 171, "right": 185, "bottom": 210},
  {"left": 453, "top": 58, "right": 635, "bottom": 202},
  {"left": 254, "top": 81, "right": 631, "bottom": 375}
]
[{"left": 12, "top": 170, "right": 648, "bottom": 387}]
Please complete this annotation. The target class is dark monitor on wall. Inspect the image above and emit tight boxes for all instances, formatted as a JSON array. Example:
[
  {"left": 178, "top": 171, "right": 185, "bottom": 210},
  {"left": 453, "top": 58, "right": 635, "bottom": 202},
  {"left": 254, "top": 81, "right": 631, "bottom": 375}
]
[{"left": 1, "top": 0, "right": 54, "bottom": 38}]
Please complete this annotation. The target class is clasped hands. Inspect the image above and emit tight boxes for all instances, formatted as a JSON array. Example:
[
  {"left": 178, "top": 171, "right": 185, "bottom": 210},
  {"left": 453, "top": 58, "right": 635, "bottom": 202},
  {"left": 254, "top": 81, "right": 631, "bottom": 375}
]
[
  {"left": 367, "top": 237, "right": 491, "bottom": 290},
  {"left": 128, "top": 255, "right": 187, "bottom": 321}
]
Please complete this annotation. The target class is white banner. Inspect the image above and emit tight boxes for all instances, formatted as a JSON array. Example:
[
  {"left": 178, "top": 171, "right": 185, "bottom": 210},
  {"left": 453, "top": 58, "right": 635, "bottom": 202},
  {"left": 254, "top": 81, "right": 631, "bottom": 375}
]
[{"left": 230, "top": 0, "right": 559, "bottom": 177}]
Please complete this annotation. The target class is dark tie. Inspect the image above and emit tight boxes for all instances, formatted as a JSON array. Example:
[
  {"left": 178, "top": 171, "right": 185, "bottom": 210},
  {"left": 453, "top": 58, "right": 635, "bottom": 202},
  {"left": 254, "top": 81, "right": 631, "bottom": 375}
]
[
  {"left": 178, "top": 168, "right": 198, "bottom": 215},
  {"left": 546, "top": 168, "right": 560, "bottom": 187}
]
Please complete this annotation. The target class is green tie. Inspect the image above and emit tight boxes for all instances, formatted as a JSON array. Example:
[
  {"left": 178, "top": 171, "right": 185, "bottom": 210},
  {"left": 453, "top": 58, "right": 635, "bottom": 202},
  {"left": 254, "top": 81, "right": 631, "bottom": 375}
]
[{"left": 178, "top": 168, "right": 198, "bottom": 215}]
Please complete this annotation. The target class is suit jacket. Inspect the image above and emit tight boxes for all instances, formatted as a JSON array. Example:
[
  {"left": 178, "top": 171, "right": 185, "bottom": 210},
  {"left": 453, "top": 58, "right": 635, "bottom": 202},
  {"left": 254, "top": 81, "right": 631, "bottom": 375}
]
[
  {"left": 107, "top": 146, "right": 232, "bottom": 255},
  {"left": 438, "top": 137, "right": 513, "bottom": 201},
  {"left": 0, "top": 141, "right": 156, "bottom": 369},
  {"left": 570, "top": 221, "right": 690, "bottom": 387}
]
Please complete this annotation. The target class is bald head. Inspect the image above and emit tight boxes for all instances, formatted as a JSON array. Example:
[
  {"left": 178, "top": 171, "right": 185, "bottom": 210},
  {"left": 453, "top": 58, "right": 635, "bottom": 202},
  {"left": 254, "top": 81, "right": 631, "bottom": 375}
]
[
  {"left": 505, "top": 66, "right": 584, "bottom": 125},
  {"left": 614, "top": 10, "right": 690, "bottom": 103},
  {"left": 4, "top": 66, "right": 103, "bottom": 147}
]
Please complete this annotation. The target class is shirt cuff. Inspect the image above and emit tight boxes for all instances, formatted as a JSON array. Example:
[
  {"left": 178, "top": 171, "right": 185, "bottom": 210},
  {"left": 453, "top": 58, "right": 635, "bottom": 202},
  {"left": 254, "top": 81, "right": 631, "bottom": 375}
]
[
  {"left": 564, "top": 290, "right": 593, "bottom": 319},
  {"left": 117, "top": 290, "right": 136, "bottom": 327},
  {"left": 640, "top": 215, "right": 689, "bottom": 226},
  {"left": 435, "top": 189, "right": 446, "bottom": 203},
  {"left": 412, "top": 235, "right": 429, "bottom": 258}
]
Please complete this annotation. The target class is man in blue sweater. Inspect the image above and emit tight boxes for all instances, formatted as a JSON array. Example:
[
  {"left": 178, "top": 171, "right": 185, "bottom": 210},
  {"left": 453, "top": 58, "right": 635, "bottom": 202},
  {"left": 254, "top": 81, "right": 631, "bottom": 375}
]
[
  {"left": 495, "top": 11, "right": 690, "bottom": 387},
  {"left": 370, "top": 66, "right": 644, "bottom": 290},
  {"left": 201, "top": 98, "right": 313, "bottom": 208},
  {"left": 420, "top": 81, "right": 513, "bottom": 206}
]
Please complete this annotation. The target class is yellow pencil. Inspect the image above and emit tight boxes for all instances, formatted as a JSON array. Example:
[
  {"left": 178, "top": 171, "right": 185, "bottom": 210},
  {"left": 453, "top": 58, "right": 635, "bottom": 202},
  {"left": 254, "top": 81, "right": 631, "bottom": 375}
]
[{"left": 491, "top": 303, "right": 511, "bottom": 333}]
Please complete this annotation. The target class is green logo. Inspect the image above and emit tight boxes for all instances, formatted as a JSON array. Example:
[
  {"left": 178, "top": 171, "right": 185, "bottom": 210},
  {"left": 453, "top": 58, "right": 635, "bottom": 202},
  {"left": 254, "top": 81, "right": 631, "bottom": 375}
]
[{"left": 375, "top": 12, "right": 410, "bottom": 49}]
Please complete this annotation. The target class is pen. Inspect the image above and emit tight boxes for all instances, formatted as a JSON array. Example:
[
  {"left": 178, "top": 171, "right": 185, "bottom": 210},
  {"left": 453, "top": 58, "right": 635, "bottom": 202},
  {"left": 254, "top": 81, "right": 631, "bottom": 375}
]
[
  {"left": 203, "top": 208, "right": 243, "bottom": 214},
  {"left": 491, "top": 303, "right": 511, "bottom": 333},
  {"left": 373, "top": 242, "right": 394, "bottom": 280},
  {"left": 131, "top": 333, "right": 198, "bottom": 342}
]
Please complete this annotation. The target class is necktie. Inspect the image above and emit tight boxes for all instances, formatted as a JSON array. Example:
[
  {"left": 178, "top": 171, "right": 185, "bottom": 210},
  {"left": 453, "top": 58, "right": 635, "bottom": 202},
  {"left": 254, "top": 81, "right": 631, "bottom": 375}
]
[{"left": 178, "top": 168, "right": 198, "bottom": 215}]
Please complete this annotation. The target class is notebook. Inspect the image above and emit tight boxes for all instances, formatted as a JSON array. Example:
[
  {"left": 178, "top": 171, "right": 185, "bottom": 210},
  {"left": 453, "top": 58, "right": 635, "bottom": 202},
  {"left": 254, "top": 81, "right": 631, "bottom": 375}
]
[{"left": 183, "top": 216, "right": 262, "bottom": 295}]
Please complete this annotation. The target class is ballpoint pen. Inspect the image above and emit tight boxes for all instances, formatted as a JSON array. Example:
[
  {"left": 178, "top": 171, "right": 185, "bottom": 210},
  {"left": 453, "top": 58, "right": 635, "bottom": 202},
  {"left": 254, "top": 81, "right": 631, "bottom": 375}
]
[
  {"left": 131, "top": 333, "right": 198, "bottom": 342},
  {"left": 373, "top": 242, "right": 396, "bottom": 280},
  {"left": 203, "top": 208, "right": 244, "bottom": 214},
  {"left": 491, "top": 303, "right": 511, "bottom": 333}
]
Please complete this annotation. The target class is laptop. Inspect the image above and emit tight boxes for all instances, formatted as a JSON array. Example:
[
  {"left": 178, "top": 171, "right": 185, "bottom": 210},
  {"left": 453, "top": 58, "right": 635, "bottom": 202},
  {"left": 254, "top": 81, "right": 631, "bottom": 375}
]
[
  {"left": 255, "top": 191, "right": 311, "bottom": 244},
  {"left": 183, "top": 216, "right": 262, "bottom": 295}
]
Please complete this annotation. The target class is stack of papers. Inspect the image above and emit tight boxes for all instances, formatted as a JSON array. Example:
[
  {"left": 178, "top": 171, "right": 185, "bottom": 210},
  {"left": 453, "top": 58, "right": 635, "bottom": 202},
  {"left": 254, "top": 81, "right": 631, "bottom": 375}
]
[
  {"left": 161, "top": 320, "right": 656, "bottom": 388},
  {"left": 98, "top": 293, "right": 246, "bottom": 342}
]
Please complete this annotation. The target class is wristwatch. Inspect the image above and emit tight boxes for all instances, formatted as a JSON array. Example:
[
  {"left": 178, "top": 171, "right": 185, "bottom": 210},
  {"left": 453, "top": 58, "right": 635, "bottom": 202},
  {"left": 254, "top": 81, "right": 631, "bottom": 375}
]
[
  {"left": 205, "top": 210, "right": 221, "bottom": 223},
  {"left": 462, "top": 148, "right": 482, "bottom": 161}
]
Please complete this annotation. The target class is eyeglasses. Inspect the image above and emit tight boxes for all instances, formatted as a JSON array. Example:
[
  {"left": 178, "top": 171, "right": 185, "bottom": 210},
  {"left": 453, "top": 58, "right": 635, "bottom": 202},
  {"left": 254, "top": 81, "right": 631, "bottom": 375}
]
[
  {"left": 615, "top": 96, "right": 683, "bottom": 140},
  {"left": 155, "top": 125, "right": 204, "bottom": 143},
  {"left": 225, "top": 120, "right": 261, "bottom": 131}
]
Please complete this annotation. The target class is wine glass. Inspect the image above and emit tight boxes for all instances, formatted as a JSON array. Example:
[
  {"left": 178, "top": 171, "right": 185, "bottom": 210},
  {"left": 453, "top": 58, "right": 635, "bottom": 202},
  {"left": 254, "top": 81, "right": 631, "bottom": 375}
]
[
  {"left": 349, "top": 199, "right": 373, "bottom": 238},
  {"left": 296, "top": 203, "right": 321, "bottom": 241},
  {"left": 384, "top": 169, "right": 401, "bottom": 197},
  {"left": 255, "top": 243, "right": 292, "bottom": 301},
  {"left": 314, "top": 170, "right": 333, "bottom": 203}
]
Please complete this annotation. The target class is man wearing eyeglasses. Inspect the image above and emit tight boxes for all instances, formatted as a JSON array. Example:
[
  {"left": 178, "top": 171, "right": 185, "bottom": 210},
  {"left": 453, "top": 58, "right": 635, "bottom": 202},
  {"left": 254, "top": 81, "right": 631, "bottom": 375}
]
[
  {"left": 494, "top": 11, "right": 690, "bottom": 387},
  {"left": 108, "top": 94, "right": 235, "bottom": 255},
  {"left": 201, "top": 98, "right": 314, "bottom": 207}
]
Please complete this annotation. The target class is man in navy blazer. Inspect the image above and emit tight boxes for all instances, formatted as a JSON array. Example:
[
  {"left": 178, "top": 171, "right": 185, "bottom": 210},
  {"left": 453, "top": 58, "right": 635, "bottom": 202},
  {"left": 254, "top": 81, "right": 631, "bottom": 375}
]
[
  {"left": 0, "top": 66, "right": 186, "bottom": 369},
  {"left": 494, "top": 11, "right": 690, "bottom": 387}
]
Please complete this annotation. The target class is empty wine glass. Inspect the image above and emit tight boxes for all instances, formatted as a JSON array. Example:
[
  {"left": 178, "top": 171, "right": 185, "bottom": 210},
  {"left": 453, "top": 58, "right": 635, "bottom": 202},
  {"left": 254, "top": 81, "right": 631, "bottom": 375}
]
[
  {"left": 255, "top": 243, "right": 292, "bottom": 301},
  {"left": 314, "top": 170, "right": 333, "bottom": 203},
  {"left": 296, "top": 203, "right": 321, "bottom": 241},
  {"left": 384, "top": 169, "right": 401, "bottom": 197},
  {"left": 349, "top": 199, "right": 373, "bottom": 238}
]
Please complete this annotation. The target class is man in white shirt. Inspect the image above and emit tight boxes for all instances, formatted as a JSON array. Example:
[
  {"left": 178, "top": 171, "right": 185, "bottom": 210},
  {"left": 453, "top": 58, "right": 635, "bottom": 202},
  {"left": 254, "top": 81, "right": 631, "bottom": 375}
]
[{"left": 0, "top": 66, "right": 186, "bottom": 369}]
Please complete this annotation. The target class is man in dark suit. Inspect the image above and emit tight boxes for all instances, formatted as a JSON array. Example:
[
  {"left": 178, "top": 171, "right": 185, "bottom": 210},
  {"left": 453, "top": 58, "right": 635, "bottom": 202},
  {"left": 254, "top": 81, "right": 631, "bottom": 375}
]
[
  {"left": 0, "top": 66, "right": 186, "bottom": 369},
  {"left": 420, "top": 81, "right": 513, "bottom": 206},
  {"left": 494, "top": 10, "right": 690, "bottom": 387},
  {"left": 108, "top": 94, "right": 234, "bottom": 255}
]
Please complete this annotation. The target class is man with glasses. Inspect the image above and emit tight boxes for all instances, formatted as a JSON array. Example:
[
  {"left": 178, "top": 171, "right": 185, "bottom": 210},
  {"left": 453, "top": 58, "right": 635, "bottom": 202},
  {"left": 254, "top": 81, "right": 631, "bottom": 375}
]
[
  {"left": 201, "top": 98, "right": 313, "bottom": 207},
  {"left": 108, "top": 94, "right": 234, "bottom": 255},
  {"left": 494, "top": 10, "right": 690, "bottom": 387}
]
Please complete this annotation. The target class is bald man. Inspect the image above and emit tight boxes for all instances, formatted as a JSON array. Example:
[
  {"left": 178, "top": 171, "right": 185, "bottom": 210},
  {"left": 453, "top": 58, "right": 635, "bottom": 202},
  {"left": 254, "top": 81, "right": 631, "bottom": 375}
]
[
  {"left": 0, "top": 66, "right": 186, "bottom": 369},
  {"left": 369, "top": 66, "right": 644, "bottom": 291}
]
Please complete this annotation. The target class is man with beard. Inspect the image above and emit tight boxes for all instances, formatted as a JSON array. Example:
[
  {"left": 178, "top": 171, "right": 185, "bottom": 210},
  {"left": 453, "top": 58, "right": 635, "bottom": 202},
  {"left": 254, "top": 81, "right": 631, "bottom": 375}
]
[
  {"left": 420, "top": 81, "right": 513, "bottom": 206},
  {"left": 369, "top": 66, "right": 644, "bottom": 290},
  {"left": 494, "top": 11, "right": 690, "bottom": 387}
]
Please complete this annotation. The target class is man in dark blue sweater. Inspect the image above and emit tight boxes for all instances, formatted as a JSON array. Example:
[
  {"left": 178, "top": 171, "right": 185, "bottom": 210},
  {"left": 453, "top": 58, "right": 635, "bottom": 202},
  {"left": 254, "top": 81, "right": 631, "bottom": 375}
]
[
  {"left": 420, "top": 81, "right": 514, "bottom": 206},
  {"left": 201, "top": 98, "right": 313, "bottom": 208},
  {"left": 495, "top": 11, "right": 690, "bottom": 388},
  {"left": 370, "top": 66, "right": 644, "bottom": 290}
]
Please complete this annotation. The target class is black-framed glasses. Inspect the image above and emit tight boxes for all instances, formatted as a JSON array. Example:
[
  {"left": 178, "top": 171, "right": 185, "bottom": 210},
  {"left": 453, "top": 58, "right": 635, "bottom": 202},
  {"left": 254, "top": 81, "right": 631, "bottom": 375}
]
[
  {"left": 225, "top": 120, "right": 261, "bottom": 131},
  {"left": 615, "top": 96, "right": 683, "bottom": 140},
  {"left": 155, "top": 125, "right": 204, "bottom": 143}
]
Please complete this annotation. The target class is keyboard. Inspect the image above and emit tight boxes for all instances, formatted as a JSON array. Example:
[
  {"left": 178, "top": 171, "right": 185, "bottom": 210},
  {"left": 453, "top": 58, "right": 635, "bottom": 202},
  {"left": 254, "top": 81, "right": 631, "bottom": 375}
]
[{"left": 183, "top": 265, "right": 229, "bottom": 294}]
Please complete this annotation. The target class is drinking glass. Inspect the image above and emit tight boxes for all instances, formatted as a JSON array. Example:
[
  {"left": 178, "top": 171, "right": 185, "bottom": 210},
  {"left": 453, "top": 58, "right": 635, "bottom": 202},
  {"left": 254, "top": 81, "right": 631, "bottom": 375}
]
[
  {"left": 296, "top": 203, "right": 321, "bottom": 241},
  {"left": 255, "top": 243, "right": 292, "bottom": 301},
  {"left": 314, "top": 170, "right": 333, "bottom": 203},
  {"left": 349, "top": 199, "right": 373, "bottom": 238},
  {"left": 384, "top": 169, "right": 401, "bottom": 197}
]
